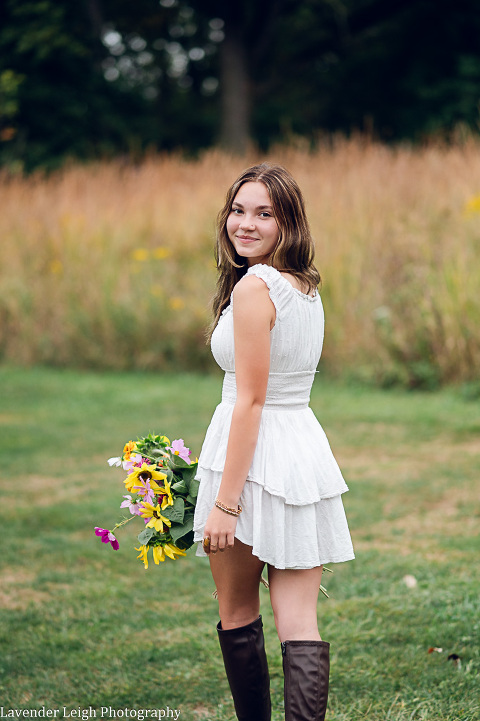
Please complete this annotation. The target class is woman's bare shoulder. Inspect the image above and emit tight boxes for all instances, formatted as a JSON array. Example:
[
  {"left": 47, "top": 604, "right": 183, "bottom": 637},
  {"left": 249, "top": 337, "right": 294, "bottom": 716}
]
[
  {"left": 234, "top": 273, "right": 271, "bottom": 298},
  {"left": 233, "top": 274, "right": 275, "bottom": 326},
  {"left": 279, "top": 271, "right": 315, "bottom": 297}
]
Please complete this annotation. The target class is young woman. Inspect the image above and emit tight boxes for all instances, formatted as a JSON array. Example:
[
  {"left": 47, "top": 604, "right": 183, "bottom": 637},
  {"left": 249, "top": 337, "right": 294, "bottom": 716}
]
[{"left": 193, "top": 163, "right": 354, "bottom": 721}]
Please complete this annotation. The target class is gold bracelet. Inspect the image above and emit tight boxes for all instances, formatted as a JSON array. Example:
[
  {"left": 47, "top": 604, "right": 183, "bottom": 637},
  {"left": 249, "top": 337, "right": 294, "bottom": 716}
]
[{"left": 215, "top": 499, "right": 242, "bottom": 516}]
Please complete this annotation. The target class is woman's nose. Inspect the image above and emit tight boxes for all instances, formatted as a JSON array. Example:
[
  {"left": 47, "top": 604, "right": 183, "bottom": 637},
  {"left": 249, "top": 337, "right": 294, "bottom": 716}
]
[{"left": 240, "top": 216, "right": 255, "bottom": 228}]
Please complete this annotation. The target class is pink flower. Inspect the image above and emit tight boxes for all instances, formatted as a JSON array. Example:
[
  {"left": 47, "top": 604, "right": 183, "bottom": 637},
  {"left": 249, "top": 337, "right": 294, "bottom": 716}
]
[
  {"left": 120, "top": 494, "right": 141, "bottom": 515},
  {"left": 94, "top": 527, "right": 120, "bottom": 550},
  {"left": 122, "top": 453, "right": 143, "bottom": 472},
  {"left": 131, "top": 477, "right": 157, "bottom": 505},
  {"left": 168, "top": 439, "right": 191, "bottom": 464}
]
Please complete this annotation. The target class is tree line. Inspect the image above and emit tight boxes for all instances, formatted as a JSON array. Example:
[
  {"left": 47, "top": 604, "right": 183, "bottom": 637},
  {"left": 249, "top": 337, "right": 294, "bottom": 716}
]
[{"left": 1, "top": 0, "right": 480, "bottom": 171}]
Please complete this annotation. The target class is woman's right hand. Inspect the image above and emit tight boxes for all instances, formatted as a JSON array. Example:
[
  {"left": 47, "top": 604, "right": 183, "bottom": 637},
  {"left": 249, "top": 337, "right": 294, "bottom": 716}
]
[{"left": 203, "top": 504, "right": 238, "bottom": 554}]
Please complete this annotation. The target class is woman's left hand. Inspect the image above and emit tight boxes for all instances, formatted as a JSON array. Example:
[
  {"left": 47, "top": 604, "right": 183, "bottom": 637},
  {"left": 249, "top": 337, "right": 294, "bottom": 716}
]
[{"left": 203, "top": 505, "right": 238, "bottom": 554}]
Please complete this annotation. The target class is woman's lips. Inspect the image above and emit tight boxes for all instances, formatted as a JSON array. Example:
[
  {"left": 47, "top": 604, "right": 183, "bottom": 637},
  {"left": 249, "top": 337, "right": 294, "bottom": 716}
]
[{"left": 237, "top": 235, "right": 259, "bottom": 242}]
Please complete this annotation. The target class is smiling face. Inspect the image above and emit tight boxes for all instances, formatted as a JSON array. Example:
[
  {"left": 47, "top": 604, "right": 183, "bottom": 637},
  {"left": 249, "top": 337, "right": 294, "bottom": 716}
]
[{"left": 226, "top": 181, "right": 280, "bottom": 266}]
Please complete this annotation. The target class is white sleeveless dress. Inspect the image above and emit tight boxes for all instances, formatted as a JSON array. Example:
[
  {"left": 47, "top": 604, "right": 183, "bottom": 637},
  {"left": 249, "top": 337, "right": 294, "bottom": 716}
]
[{"left": 193, "top": 264, "right": 354, "bottom": 569}]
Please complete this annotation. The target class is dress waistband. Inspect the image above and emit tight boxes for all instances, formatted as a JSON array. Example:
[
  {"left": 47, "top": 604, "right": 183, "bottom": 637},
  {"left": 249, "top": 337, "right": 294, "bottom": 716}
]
[{"left": 221, "top": 370, "right": 315, "bottom": 410}]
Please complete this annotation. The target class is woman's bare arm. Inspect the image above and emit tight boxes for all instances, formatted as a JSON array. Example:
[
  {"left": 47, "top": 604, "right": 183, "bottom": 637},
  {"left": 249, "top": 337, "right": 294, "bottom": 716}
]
[{"left": 203, "top": 275, "right": 275, "bottom": 552}]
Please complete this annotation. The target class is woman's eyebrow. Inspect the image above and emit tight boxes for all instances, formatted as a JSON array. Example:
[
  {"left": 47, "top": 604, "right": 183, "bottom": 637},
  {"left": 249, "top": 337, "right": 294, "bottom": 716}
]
[{"left": 232, "top": 202, "right": 273, "bottom": 210}]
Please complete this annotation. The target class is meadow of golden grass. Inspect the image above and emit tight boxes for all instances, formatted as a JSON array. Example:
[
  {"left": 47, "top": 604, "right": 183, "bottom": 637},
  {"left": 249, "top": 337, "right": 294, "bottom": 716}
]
[{"left": 1, "top": 138, "right": 480, "bottom": 385}]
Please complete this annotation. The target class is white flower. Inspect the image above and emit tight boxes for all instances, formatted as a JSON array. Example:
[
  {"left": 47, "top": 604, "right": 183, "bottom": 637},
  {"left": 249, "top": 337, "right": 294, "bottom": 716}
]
[{"left": 107, "top": 456, "right": 122, "bottom": 467}]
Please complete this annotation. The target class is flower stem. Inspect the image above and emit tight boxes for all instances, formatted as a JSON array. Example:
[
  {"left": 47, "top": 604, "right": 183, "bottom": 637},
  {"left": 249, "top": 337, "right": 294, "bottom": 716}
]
[
  {"left": 111, "top": 515, "right": 136, "bottom": 533},
  {"left": 138, "top": 452, "right": 168, "bottom": 464}
]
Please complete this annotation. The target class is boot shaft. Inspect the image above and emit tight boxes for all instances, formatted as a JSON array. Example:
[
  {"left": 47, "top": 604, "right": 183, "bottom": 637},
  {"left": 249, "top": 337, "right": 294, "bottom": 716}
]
[
  {"left": 217, "top": 616, "right": 272, "bottom": 721},
  {"left": 282, "top": 640, "right": 330, "bottom": 721}
]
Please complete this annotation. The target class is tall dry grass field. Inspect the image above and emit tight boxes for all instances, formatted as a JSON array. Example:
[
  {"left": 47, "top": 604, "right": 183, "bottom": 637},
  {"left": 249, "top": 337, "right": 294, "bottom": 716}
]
[{"left": 1, "top": 139, "right": 480, "bottom": 385}]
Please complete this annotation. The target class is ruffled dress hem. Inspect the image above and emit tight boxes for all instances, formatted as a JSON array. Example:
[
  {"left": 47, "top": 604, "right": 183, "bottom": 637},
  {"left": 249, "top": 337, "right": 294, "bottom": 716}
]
[{"left": 193, "top": 470, "right": 355, "bottom": 570}]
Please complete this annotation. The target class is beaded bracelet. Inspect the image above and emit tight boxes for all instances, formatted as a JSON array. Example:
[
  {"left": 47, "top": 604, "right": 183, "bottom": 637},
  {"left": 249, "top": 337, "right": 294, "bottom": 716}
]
[{"left": 215, "top": 499, "right": 243, "bottom": 517}]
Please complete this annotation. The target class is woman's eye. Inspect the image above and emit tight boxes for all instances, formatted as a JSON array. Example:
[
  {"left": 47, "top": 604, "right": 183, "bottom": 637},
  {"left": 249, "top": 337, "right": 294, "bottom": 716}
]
[
  {"left": 259, "top": 212, "right": 271, "bottom": 218},
  {"left": 231, "top": 208, "right": 243, "bottom": 215}
]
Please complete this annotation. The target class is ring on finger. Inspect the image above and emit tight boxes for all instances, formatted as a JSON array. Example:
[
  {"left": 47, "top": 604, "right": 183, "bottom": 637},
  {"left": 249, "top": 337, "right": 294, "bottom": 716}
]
[{"left": 203, "top": 537, "right": 210, "bottom": 549}]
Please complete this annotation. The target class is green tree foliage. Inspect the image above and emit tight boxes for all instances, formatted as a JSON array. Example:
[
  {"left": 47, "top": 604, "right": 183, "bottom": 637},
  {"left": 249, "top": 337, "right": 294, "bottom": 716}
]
[
  {"left": 314, "top": 0, "right": 480, "bottom": 140},
  {"left": 0, "top": 0, "right": 479, "bottom": 171},
  {"left": 250, "top": 0, "right": 480, "bottom": 144},
  {"left": 0, "top": 0, "right": 157, "bottom": 170},
  {"left": 100, "top": 0, "right": 222, "bottom": 149}
]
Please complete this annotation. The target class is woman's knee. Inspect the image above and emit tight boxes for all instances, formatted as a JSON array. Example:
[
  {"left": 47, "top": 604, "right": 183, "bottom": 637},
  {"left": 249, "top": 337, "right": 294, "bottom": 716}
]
[
  {"left": 272, "top": 604, "right": 320, "bottom": 641},
  {"left": 218, "top": 607, "right": 261, "bottom": 630},
  {"left": 268, "top": 566, "right": 323, "bottom": 641},
  {"left": 215, "top": 582, "right": 261, "bottom": 621},
  {"left": 217, "top": 591, "right": 261, "bottom": 629},
  {"left": 210, "top": 541, "right": 265, "bottom": 628}
]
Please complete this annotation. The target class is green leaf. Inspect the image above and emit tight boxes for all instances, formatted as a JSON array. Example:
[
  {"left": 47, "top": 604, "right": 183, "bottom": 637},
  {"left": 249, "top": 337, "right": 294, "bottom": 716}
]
[
  {"left": 142, "top": 432, "right": 169, "bottom": 448},
  {"left": 168, "top": 454, "right": 192, "bottom": 470},
  {"left": 187, "top": 477, "right": 200, "bottom": 500},
  {"left": 137, "top": 527, "right": 155, "bottom": 545},
  {"left": 171, "top": 479, "right": 188, "bottom": 495},
  {"left": 170, "top": 516, "right": 194, "bottom": 545},
  {"left": 176, "top": 531, "right": 194, "bottom": 550},
  {"left": 162, "top": 497, "right": 185, "bottom": 524},
  {"left": 180, "top": 467, "right": 197, "bottom": 484}
]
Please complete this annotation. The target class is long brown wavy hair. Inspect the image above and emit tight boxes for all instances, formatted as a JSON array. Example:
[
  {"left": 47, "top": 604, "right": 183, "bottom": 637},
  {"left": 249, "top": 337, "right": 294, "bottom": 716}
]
[{"left": 208, "top": 163, "right": 321, "bottom": 340}]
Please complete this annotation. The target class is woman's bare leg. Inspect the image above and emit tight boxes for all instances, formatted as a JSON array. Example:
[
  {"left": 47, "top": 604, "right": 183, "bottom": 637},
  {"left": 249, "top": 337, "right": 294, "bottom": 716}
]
[
  {"left": 209, "top": 538, "right": 266, "bottom": 629},
  {"left": 268, "top": 565, "right": 324, "bottom": 641}
]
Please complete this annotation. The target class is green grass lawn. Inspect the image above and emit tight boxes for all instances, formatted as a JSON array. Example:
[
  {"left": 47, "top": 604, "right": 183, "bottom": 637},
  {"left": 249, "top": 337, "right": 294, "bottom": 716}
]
[{"left": 0, "top": 367, "right": 479, "bottom": 720}]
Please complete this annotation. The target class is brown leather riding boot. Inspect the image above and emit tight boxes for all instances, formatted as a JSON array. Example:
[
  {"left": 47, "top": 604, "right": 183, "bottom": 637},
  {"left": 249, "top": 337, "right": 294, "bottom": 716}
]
[
  {"left": 217, "top": 615, "right": 272, "bottom": 721},
  {"left": 282, "top": 640, "right": 330, "bottom": 720}
]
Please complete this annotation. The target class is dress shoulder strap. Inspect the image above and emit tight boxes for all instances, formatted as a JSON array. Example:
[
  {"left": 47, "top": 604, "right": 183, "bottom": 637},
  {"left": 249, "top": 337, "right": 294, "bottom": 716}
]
[{"left": 245, "top": 264, "right": 292, "bottom": 320}]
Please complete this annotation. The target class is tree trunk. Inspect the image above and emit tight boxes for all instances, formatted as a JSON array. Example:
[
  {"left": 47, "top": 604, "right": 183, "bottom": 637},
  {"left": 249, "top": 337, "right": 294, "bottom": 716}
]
[
  {"left": 85, "top": 0, "right": 104, "bottom": 38},
  {"left": 219, "top": 21, "right": 250, "bottom": 154}
]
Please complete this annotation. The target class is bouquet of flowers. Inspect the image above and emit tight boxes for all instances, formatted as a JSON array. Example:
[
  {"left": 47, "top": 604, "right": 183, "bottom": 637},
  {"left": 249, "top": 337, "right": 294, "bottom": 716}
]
[{"left": 94, "top": 433, "right": 199, "bottom": 568}]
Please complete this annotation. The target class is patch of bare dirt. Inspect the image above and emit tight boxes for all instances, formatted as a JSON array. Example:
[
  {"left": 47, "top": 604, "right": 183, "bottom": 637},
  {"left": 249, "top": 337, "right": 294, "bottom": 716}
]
[
  {"left": 353, "top": 477, "right": 479, "bottom": 562},
  {"left": 0, "top": 568, "right": 49, "bottom": 610},
  {"left": 0, "top": 566, "right": 74, "bottom": 610},
  {"left": 337, "top": 435, "right": 480, "bottom": 483},
  {"left": 3, "top": 474, "right": 92, "bottom": 507},
  {"left": 193, "top": 707, "right": 213, "bottom": 720}
]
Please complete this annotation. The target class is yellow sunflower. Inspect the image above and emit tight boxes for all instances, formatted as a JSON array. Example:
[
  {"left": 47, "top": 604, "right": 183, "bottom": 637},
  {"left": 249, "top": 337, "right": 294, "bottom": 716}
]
[
  {"left": 135, "top": 544, "right": 149, "bottom": 569},
  {"left": 139, "top": 502, "right": 172, "bottom": 533},
  {"left": 158, "top": 477, "right": 174, "bottom": 509},
  {"left": 124, "top": 463, "right": 166, "bottom": 494},
  {"left": 153, "top": 543, "right": 187, "bottom": 563}
]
